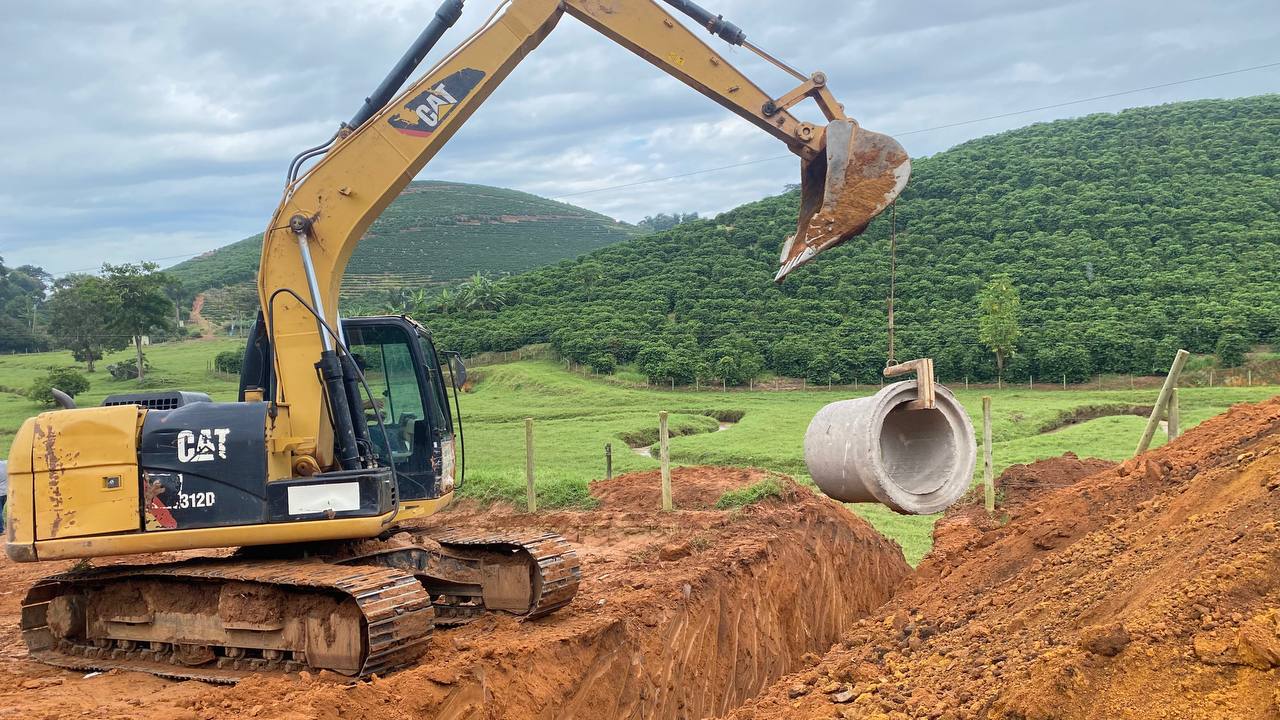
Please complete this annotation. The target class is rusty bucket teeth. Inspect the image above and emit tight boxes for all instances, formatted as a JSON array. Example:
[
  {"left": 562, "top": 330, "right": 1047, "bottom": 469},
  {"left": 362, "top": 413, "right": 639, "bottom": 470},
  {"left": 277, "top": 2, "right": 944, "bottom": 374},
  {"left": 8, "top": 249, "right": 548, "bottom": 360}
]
[{"left": 776, "top": 119, "right": 911, "bottom": 282}]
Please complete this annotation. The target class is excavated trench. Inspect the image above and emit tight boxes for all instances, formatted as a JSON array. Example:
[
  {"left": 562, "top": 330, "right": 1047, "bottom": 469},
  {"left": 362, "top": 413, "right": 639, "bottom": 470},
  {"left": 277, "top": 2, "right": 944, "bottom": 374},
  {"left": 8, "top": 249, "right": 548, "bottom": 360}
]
[
  {"left": 0, "top": 467, "right": 911, "bottom": 720},
  {"left": 381, "top": 467, "right": 909, "bottom": 720}
]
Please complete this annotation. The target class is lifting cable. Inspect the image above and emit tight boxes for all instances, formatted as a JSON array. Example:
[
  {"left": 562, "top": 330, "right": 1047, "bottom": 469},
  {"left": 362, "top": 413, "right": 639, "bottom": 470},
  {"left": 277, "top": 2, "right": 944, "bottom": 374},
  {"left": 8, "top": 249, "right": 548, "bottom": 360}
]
[{"left": 886, "top": 200, "right": 897, "bottom": 367}]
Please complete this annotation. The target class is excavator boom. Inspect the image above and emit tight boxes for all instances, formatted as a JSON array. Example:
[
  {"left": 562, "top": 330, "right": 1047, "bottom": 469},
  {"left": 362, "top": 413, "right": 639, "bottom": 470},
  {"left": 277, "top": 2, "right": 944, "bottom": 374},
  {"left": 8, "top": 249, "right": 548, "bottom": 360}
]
[{"left": 262, "top": 0, "right": 910, "bottom": 471}]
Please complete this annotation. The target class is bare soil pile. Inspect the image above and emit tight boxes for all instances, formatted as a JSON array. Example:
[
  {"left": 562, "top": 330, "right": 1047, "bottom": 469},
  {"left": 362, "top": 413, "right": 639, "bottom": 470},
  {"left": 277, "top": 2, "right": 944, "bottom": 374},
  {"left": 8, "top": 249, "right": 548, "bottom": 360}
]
[
  {"left": 928, "top": 453, "right": 1117, "bottom": 568},
  {"left": 731, "top": 397, "right": 1280, "bottom": 720},
  {"left": 0, "top": 466, "right": 909, "bottom": 720}
]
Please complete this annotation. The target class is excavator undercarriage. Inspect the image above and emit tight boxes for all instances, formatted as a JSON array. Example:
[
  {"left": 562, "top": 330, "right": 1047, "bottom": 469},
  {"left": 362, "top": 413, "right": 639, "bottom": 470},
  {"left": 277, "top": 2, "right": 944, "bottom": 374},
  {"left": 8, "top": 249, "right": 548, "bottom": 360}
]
[
  {"left": 7, "top": 0, "right": 908, "bottom": 684},
  {"left": 21, "top": 529, "right": 580, "bottom": 682}
]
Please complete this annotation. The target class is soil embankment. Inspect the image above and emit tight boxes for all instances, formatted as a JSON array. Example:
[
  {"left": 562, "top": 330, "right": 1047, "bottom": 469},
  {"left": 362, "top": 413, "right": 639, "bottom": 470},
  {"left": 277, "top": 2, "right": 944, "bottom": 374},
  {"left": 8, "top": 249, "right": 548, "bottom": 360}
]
[{"left": 732, "top": 397, "right": 1280, "bottom": 719}]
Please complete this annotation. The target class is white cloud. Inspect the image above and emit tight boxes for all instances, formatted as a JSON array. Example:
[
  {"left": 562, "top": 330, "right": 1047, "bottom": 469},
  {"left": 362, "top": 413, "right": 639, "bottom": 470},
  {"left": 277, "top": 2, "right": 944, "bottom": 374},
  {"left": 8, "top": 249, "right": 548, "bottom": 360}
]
[{"left": 1, "top": 0, "right": 1277, "bottom": 275}]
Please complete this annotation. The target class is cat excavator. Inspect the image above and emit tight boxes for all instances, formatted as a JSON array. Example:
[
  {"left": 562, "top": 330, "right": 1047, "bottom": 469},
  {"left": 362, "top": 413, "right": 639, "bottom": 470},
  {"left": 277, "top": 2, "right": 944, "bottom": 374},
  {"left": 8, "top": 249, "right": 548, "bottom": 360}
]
[{"left": 4, "top": 0, "right": 909, "bottom": 681}]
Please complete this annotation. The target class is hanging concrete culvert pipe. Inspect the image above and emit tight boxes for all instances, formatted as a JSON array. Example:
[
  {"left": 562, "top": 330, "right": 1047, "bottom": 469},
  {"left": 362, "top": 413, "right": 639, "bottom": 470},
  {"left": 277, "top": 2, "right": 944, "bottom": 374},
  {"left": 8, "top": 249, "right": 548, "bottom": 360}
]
[{"left": 804, "top": 381, "right": 975, "bottom": 515}]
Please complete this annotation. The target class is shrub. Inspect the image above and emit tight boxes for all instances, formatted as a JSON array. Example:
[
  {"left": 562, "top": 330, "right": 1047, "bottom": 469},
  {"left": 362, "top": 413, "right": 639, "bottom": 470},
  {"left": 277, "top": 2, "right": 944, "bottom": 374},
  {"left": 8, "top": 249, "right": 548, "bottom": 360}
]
[
  {"left": 107, "top": 356, "right": 150, "bottom": 381},
  {"left": 28, "top": 367, "right": 91, "bottom": 406},
  {"left": 1215, "top": 333, "right": 1249, "bottom": 368},
  {"left": 715, "top": 477, "right": 787, "bottom": 509},
  {"left": 214, "top": 349, "right": 243, "bottom": 375},
  {"left": 1035, "top": 344, "right": 1093, "bottom": 383},
  {"left": 587, "top": 352, "right": 616, "bottom": 374}
]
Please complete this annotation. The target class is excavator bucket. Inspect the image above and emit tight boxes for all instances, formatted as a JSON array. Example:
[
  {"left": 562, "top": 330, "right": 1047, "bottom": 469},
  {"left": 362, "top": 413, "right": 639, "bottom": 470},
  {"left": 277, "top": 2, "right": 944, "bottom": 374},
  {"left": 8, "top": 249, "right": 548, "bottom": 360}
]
[{"left": 775, "top": 120, "right": 911, "bottom": 282}]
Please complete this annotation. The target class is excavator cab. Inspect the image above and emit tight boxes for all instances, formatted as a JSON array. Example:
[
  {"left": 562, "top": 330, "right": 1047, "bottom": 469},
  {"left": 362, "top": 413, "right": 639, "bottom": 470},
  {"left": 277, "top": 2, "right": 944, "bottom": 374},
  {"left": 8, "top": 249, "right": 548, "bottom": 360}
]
[
  {"left": 238, "top": 313, "right": 461, "bottom": 511},
  {"left": 341, "top": 317, "right": 459, "bottom": 505}
]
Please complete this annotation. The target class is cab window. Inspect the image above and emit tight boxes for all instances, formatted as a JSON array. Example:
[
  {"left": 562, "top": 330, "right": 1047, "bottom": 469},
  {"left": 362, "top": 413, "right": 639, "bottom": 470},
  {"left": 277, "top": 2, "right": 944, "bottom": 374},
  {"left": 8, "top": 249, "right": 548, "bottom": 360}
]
[{"left": 347, "top": 325, "right": 427, "bottom": 465}]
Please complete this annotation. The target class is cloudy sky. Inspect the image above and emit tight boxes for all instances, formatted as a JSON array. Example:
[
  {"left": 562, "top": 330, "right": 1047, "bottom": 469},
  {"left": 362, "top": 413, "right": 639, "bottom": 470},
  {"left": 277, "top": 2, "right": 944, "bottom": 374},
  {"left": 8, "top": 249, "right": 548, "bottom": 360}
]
[{"left": 1, "top": 0, "right": 1276, "bottom": 276}]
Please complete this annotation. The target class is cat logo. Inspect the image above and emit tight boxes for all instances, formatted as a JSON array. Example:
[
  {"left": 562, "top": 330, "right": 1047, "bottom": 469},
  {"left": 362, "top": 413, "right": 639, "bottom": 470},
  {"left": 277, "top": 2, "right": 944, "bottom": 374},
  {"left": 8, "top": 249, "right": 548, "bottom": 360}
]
[
  {"left": 387, "top": 68, "right": 486, "bottom": 137},
  {"left": 177, "top": 428, "right": 230, "bottom": 463}
]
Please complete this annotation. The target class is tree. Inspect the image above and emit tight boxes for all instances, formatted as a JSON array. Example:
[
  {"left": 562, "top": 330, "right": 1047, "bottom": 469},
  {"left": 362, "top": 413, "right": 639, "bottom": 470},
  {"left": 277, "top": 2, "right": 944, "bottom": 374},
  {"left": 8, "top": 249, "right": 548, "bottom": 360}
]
[
  {"left": 636, "top": 343, "right": 674, "bottom": 384},
  {"left": 706, "top": 333, "right": 763, "bottom": 385},
  {"left": 402, "top": 288, "right": 432, "bottom": 316},
  {"left": 431, "top": 288, "right": 458, "bottom": 315},
  {"left": 977, "top": 273, "right": 1021, "bottom": 382},
  {"left": 457, "top": 272, "right": 508, "bottom": 311},
  {"left": 636, "top": 212, "right": 699, "bottom": 233},
  {"left": 102, "top": 263, "right": 176, "bottom": 382},
  {"left": 46, "top": 275, "right": 126, "bottom": 372},
  {"left": 408, "top": 96, "right": 1280, "bottom": 385},
  {"left": 574, "top": 260, "right": 604, "bottom": 301},
  {"left": 0, "top": 257, "right": 51, "bottom": 353},
  {"left": 768, "top": 336, "right": 812, "bottom": 378}
]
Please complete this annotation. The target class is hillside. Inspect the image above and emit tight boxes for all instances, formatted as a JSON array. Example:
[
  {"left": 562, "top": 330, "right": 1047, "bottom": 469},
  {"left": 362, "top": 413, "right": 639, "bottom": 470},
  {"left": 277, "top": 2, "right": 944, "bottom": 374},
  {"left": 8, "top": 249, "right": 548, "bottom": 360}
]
[
  {"left": 419, "top": 95, "right": 1280, "bottom": 384},
  {"left": 167, "top": 181, "right": 638, "bottom": 318}
]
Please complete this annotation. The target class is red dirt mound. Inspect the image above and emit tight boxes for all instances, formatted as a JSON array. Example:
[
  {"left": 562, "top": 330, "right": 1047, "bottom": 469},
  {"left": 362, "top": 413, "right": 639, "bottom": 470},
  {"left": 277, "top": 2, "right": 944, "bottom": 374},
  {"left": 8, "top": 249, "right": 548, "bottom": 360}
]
[
  {"left": 992, "top": 452, "right": 1116, "bottom": 504},
  {"left": 731, "top": 396, "right": 1280, "bottom": 720},
  {"left": 0, "top": 467, "right": 910, "bottom": 720},
  {"left": 591, "top": 466, "right": 774, "bottom": 510},
  {"left": 925, "top": 453, "right": 1117, "bottom": 578}
]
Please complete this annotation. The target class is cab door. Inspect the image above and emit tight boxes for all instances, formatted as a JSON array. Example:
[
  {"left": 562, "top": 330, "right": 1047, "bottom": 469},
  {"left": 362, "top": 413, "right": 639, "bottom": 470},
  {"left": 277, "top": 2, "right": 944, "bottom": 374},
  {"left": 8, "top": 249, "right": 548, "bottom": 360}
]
[{"left": 342, "top": 317, "right": 453, "bottom": 501}]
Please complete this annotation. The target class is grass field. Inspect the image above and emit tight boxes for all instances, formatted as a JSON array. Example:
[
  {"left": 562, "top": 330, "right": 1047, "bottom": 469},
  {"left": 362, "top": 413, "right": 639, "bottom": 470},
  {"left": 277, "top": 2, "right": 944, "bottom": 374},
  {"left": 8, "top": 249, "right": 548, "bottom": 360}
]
[
  {"left": 3, "top": 342, "right": 1276, "bottom": 564},
  {"left": 0, "top": 339, "right": 245, "bottom": 456}
]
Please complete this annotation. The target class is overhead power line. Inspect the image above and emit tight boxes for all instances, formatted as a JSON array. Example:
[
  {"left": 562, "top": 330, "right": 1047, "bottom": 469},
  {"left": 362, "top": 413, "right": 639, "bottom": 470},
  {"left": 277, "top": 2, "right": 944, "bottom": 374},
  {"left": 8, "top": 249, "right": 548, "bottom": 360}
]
[
  {"left": 39, "top": 59, "right": 1279, "bottom": 275},
  {"left": 552, "top": 59, "right": 1280, "bottom": 200},
  {"left": 892, "top": 60, "right": 1280, "bottom": 138},
  {"left": 49, "top": 251, "right": 216, "bottom": 277}
]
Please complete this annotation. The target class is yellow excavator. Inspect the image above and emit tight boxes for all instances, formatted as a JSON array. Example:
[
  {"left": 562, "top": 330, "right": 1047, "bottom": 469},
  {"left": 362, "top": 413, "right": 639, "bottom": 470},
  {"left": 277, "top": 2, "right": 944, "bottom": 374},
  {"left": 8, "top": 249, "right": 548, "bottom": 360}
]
[{"left": 4, "top": 0, "right": 909, "bottom": 681}]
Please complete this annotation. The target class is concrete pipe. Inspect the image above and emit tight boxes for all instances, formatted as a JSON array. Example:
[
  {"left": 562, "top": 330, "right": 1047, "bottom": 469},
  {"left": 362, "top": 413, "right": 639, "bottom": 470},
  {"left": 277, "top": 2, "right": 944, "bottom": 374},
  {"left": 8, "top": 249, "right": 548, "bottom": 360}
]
[{"left": 805, "top": 381, "right": 975, "bottom": 515}]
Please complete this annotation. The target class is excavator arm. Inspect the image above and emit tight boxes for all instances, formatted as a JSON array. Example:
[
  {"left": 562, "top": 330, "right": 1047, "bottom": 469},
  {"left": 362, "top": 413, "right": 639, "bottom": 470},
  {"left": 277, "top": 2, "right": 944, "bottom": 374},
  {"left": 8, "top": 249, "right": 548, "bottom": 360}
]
[{"left": 258, "top": 0, "right": 910, "bottom": 472}]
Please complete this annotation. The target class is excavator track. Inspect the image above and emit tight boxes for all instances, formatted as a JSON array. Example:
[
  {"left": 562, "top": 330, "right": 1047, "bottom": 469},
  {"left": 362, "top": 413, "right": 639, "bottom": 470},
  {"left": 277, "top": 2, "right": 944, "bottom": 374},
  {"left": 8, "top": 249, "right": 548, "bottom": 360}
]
[
  {"left": 20, "top": 559, "right": 435, "bottom": 683},
  {"left": 20, "top": 530, "right": 579, "bottom": 682},
  {"left": 429, "top": 528, "right": 581, "bottom": 619}
]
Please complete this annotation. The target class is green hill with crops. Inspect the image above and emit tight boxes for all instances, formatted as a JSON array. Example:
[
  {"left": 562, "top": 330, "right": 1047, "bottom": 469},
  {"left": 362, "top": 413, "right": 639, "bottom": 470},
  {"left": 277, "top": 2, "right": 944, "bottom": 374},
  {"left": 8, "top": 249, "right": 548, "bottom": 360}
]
[
  {"left": 167, "top": 181, "right": 639, "bottom": 321},
  {"left": 416, "top": 95, "right": 1280, "bottom": 384}
]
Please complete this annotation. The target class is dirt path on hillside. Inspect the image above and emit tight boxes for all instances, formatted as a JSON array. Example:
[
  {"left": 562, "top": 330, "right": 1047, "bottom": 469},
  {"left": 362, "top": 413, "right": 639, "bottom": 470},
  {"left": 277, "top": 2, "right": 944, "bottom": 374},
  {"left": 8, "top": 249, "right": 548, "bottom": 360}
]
[{"left": 0, "top": 467, "right": 909, "bottom": 720}]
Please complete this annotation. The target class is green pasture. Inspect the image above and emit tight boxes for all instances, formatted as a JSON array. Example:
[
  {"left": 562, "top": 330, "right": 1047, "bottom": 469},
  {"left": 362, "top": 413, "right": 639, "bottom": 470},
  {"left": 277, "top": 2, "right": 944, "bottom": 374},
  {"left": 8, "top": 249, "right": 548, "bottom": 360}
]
[
  {"left": 2, "top": 343, "right": 1275, "bottom": 565},
  {"left": 0, "top": 339, "right": 244, "bottom": 456}
]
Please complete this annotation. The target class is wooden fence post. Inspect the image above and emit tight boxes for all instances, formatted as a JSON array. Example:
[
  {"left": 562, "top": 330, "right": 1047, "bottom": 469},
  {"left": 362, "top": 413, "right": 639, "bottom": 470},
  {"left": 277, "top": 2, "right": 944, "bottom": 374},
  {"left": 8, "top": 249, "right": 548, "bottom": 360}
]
[
  {"left": 983, "top": 396, "right": 994, "bottom": 513},
  {"left": 659, "top": 411, "right": 672, "bottom": 511},
  {"left": 1167, "top": 389, "right": 1180, "bottom": 441},
  {"left": 525, "top": 418, "right": 537, "bottom": 512},
  {"left": 1136, "top": 350, "right": 1190, "bottom": 456},
  {"left": 605, "top": 443, "right": 613, "bottom": 480}
]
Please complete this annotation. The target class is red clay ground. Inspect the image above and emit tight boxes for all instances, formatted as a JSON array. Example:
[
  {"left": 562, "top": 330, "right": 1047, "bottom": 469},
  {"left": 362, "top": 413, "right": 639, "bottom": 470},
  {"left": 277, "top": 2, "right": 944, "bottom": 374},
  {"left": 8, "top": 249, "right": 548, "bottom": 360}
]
[
  {"left": 0, "top": 466, "right": 909, "bottom": 720},
  {"left": 731, "top": 398, "right": 1280, "bottom": 720}
]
